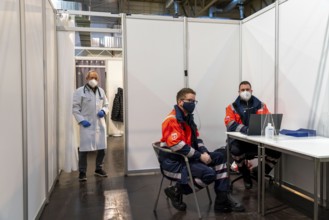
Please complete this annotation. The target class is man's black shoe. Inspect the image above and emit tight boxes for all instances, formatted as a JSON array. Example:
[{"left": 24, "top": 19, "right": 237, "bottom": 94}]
[
  {"left": 214, "top": 191, "right": 245, "bottom": 212},
  {"left": 164, "top": 186, "right": 187, "bottom": 211},
  {"left": 243, "top": 174, "right": 252, "bottom": 189},
  {"left": 251, "top": 166, "right": 258, "bottom": 179},
  {"left": 94, "top": 169, "right": 108, "bottom": 177},
  {"left": 79, "top": 172, "right": 87, "bottom": 182},
  {"left": 252, "top": 166, "right": 273, "bottom": 183}
]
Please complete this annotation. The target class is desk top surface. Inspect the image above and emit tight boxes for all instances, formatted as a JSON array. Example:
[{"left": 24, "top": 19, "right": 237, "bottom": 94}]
[{"left": 226, "top": 132, "right": 329, "bottom": 159}]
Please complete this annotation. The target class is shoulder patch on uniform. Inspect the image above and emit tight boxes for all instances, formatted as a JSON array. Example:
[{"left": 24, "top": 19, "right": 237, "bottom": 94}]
[
  {"left": 225, "top": 116, "right": 230, "bottom": 120},
  {"left": 171, "top": 132, "right": 178, "bottom": 140}
]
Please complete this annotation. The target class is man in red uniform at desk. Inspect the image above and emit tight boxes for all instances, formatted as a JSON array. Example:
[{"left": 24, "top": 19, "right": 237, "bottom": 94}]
[
  {"left": 224, "top": 81, "right": 281, "bottom": 189},
  {"left": 160, "top": 88, "right": 244, "bottom": 213}
]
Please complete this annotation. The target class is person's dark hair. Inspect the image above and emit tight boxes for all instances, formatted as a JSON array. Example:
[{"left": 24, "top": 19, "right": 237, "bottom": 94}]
[
  {"left": 176, "top": 88, "right": 196, "bottom": 103},
  {"left": 239, "top": 81, "right": 252, "bottom": 90}
]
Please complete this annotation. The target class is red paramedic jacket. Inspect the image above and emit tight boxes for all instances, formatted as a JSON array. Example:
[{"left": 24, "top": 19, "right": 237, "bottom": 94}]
[{"left": 160, "top": 106, "right": 208, "bottom": 160}]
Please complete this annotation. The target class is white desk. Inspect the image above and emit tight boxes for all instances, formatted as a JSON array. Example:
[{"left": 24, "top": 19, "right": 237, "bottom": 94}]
[{"left": 226, "top": 132, "right": 329, "bottom": 220}]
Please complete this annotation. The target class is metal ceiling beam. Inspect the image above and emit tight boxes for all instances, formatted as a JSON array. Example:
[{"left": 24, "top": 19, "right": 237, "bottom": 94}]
[
  {"left": 60, "top": 9, "right": 121, "bottom": 17},
  {"left": 195, "top": 0, "right": 218, "bottom": 16},
  {"left": 57, "top": 26, "right": 122, "bottom": 33},
  {"left": 165, "top": 0, "right": 174, "bottom": 8}
]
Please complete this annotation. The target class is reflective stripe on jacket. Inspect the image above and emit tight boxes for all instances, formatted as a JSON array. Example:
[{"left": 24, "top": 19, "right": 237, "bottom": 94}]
[
  {"left": 160, "top": 106, "right": 207, "bottom": 160},
  {"left": 224, "top": 96, "right": 270, "bottom": 132}
]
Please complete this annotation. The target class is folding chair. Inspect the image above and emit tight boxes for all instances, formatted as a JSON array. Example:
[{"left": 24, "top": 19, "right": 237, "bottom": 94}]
[{"left": 152, "top": 141, "right": 212, "bottom": 219}]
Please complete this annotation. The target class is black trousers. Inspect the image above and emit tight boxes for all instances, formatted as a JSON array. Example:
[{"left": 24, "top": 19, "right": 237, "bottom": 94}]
[
  {"left": 229, "top": 139, "right": 281, "bottom": 173},
  {"left": 79, "top": 149, "right": 105, "bottom": 173}
]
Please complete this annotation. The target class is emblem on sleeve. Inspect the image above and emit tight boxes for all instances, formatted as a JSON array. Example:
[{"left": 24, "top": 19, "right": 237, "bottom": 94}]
[{"left": 171, "top": 133, "right": 178, "bottom": 140}]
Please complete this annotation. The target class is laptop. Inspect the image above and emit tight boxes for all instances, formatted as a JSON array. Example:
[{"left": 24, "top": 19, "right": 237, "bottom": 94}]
[{"left": 247, "top": 114, "right": 283, "bottom": 136}]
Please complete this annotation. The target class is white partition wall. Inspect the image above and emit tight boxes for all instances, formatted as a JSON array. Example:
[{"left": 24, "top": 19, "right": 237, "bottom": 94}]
[
  {"left": 25, "top": 1, "right": 46, "bottom": 218},
  {"left": 278, "top": 0, "right": 329, "bottom": 131},
  {"left": 0, "top": 1, "right": 58, "bottom": 219},
  {"left": 278, "top": 0, "right": 329, "bottom": 193},
  {"left": 188, "top": 19, "right": 240, "bottom": 150},
  {"left": 0, "top": 1, "right": 24, "bottom": 220},
  {"left": 125, "top": 16, "right": 241, "bottom": 171},
  {"left": 126, "top": 16, "right": 185, "bottom": 171},
  {"left": 241, "top": 0, "right": 329, "bottom": 195},
  {"left": 242, "top": 6, "right": 276, "bottom": 112}
]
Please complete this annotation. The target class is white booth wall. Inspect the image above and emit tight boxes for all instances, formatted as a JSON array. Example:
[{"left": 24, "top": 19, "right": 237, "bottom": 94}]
[
  {"left": 26, "top": 1, "right": 46, "bottom": 218},
  {"left": 242, "top": 0, "right": 329, "bottom": 195},
  {"left": 242, "top": 7, "right": 275, "bottom": 111},
  {"left": 0, "top": 1, "right": 24, "bottom": 220},
  {"left": 125, "top": 16, "right": 185, "bottom": 171},
  {"left": 125, "top": 16, "right": 240, "bottom": 172},
  {"left": 187, "top": 19, "right": 240, "bottom": 150},
  {"left": 0, "top": 0, "right": 59, "bottom": 219},
  {"left": 278, "top": 0, "right": 329, "bottom": 193}
]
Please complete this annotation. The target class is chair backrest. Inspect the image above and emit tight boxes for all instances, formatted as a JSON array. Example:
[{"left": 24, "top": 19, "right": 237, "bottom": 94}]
[
  {"left": 152, "top": 141, "right": 189, "bottom": 183},
  {"left": 152, "top": 141, "right": 178, "bottom": 159},
  {"left": 152, "top": 141, "right": 161, "bottom": 161},
  {"left": 152, "top": 141, "right": 188, "bottom": 161}
]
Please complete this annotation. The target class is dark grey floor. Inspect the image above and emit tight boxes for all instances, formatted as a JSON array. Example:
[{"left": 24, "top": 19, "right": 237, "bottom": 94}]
[{"left": 40, "top": 136, "right": 328, "bottom": 220}]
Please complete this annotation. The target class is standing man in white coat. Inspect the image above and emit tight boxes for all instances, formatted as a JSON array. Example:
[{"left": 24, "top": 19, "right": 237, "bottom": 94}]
[{"left": 73, "top": 70, "right": 109, "bottom": 182}]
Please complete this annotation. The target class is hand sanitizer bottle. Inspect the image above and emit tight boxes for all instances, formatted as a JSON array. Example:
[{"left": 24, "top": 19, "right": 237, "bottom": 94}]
[{"left": 265, "top": 123, "right": 274, "bottom": 139}]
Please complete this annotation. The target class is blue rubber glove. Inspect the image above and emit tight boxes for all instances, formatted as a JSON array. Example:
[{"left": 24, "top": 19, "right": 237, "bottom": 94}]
[
  {"left": 80, "top": 120, "right": 91, "bottom": 127},
  {"left": 97, "top": 110, "right": 105, "bottom": 118}
]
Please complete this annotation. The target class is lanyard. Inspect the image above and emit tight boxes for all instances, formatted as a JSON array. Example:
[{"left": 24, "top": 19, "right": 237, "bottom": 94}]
[{"left": 83, "top": 85, "right": 102, "bottom": 98}]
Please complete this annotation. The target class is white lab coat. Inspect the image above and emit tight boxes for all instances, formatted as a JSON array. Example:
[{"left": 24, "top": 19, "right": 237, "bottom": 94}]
[{"left": 72, "top": 85, "right": 109, "bottom": 151}]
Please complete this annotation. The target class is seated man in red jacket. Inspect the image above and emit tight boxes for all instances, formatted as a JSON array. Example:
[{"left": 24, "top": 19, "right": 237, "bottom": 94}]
[
  {"left": 224, "top": 81, "right": 281, "bottom": 189},
  {"left": 159, "top": 88, "right": 244, "bottom": 213}
]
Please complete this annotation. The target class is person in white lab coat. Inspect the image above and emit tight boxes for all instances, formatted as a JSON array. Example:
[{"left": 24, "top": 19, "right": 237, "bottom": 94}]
[{"left": 72, "top": 70, "right": 109, "bottom": 182}]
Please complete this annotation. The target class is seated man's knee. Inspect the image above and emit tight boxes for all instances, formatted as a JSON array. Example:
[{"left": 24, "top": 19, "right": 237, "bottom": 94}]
[
  {"left": 230, "top": 143, "right": 242, "bottom": 156},
  {"left": 202, "top": 170, "right": 216, "bottom": 184},
  {"left": 211, "top": 151, "right": 227, "bottom": 164}
]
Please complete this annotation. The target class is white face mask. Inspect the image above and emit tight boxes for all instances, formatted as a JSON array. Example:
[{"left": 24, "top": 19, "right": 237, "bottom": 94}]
[
  {"left": 240, "top": 91, "right": 251, "bottom": 101},
  {"left": 88, "top": 79, "right": 98, "bottom": 88}
]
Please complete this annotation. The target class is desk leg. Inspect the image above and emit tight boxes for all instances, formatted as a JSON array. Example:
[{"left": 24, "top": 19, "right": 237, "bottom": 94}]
[
  {"left": 320, "top": 163, "right": 324, "bottom": 206},
  {"left": 261, "top": 145, "right": 265, "bottom": 216},
  {"left": 279, "top": 157, "right": 283, "bottom": 187},
  {"left": 326, "top": 162, "right": 329, "bottom": 210},
  {"left": 257, "top": 144, "right": 262, "bottom": 214},
  {"left": 314, "top": 159, "right": 319, "bottom": 220}
]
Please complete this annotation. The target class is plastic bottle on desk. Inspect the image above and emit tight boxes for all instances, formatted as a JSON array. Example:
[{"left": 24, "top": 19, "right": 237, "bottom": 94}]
[{"left": 265, "top": 123, "right": 274, "bottom": 139}]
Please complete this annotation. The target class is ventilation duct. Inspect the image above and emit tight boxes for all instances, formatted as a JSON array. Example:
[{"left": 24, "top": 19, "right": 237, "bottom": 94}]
[{"left": 209, "top": 0, "right": 246, "bottom": 19}]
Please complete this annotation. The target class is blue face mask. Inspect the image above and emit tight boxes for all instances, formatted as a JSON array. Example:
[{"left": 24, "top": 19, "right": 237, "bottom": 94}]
[{"left": 183, "top": 101, "right": 196, "bottom": 114}]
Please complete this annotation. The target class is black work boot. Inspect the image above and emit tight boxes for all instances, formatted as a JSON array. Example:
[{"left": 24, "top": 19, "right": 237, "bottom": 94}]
[
  {"left": 252, "top": 164, "right": 273, "bottom": 175},
  {"left": 251, "top": 166, "right": 258, "bottom": 179},
  {"left": 214, "top": 191, "right": 245, "bottom": 212},
  {"left": 239, "top": 164, "right": 252, "bottom": 189},
  {"left": 252, "top": 165, "right": 273, "bottom": 180},
  {"left": 164, "top": 185, "right": 187, "bottom": 211}
]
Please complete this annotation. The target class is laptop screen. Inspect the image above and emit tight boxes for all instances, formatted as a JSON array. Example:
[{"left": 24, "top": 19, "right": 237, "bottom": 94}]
[{"left": 247, "top": 114, "right": 283, "bottom": 136}]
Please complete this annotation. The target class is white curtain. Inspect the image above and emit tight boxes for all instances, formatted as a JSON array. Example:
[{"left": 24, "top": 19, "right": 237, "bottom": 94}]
[{"left": 57, "top": 16, "right": 79, "bottom": 172}]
